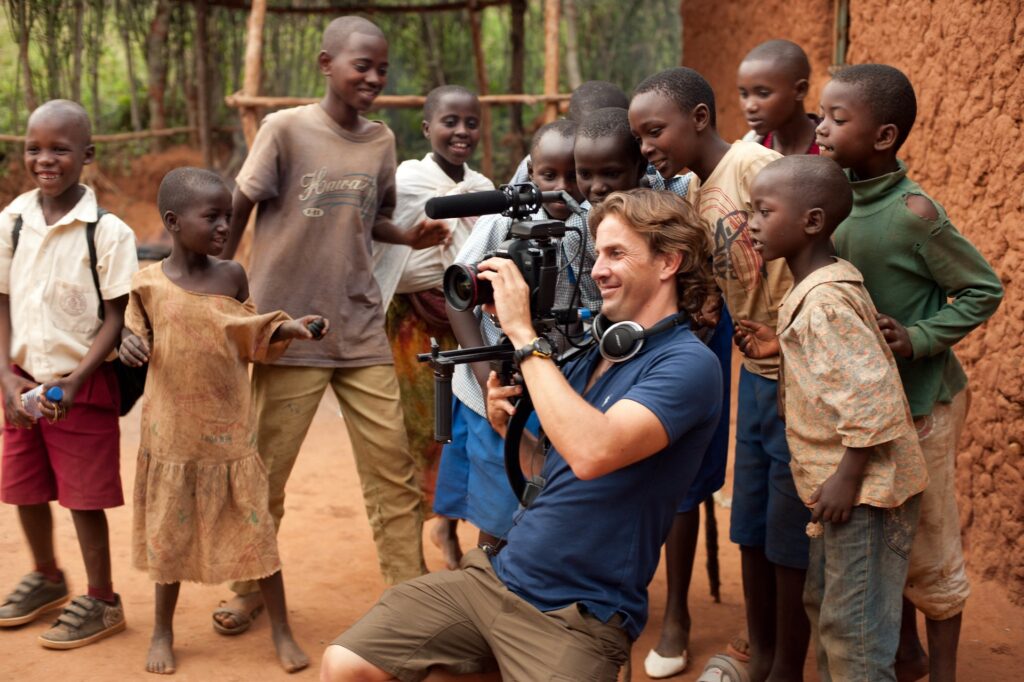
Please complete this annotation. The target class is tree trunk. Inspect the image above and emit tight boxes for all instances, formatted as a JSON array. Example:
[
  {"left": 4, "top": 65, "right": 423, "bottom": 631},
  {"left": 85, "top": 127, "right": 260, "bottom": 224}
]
[
  {"left": 146, "top": 0, "right": 171, "bottom": 150},
  {"left": 195, "top": 0, "right": 213, "bottom": 167},
  {"left": 509, "top": 0, "right": 526, "bottom": 163},
  {"left": 13, "top": 0, "right": 39, "bottom": 116},
  {"left": 562, "top": 0, "right": 582, "bottom": 90},
  {"left": 89, "top": 0, "right": 106, "bottom": 127},
  {"left": 116, "top": 0, "right": 142, "bottom": 131},
  {"left": 41, "top": 3, "right": 62, "bottom": 100},
  {"left": 421, "top": 14, "right": 446, "bottom": 88},
  {"left": 71, "top": 0, "right": 85, "bottom": 102}
]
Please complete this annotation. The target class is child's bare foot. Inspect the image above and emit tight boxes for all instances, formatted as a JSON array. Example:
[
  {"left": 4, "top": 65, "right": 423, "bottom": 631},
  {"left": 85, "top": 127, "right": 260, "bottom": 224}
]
[
  {"left": 430, "top": 517, "right": 463, "bottom": 570},
  {"left": 271, "top": 623, "right": 309, "bottom": 673},
  {"left": 212, "top": 591, "right": 264, "bottom": 635},
  {"left": 895, "top": 650, "right": 929, "bottom": 682},
  {"left": 146, "top": 630, "right": 176, "bottom": 675}
]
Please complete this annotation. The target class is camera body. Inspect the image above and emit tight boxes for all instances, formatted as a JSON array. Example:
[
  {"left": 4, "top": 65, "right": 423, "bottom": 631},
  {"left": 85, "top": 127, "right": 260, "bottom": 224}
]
[{"left": 443, "top": 218, "right": 567, "bottom": 328}]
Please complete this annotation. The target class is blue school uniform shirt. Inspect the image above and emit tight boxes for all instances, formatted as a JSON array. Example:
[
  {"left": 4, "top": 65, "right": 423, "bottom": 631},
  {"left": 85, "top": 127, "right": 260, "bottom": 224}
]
[{"left": 491, "top": 320, "right": 722, "bottom": 640}]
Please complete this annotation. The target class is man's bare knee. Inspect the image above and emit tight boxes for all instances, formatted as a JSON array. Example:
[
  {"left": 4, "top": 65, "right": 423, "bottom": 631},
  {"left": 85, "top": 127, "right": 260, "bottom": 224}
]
[{"left": 320, "top": 644, "right": 395, "bottom": 682}]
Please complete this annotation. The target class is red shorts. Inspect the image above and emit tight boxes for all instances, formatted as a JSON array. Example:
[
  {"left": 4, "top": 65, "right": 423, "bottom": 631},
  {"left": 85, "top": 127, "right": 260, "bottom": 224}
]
[{"left": 2, "top": 363, "right": 123, "bottom": 510}]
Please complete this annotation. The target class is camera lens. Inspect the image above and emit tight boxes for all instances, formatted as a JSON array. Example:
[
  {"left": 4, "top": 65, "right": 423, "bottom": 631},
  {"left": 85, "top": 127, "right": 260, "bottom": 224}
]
[{"left": 443, "top": 264, "right": 494, "bottom": 312}]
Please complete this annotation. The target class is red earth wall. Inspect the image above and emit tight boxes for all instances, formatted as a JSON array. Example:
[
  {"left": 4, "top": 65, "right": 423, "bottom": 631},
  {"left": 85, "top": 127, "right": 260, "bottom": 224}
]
[{"left": 681, "top": 0, "right": 1024, "bottom": 603}]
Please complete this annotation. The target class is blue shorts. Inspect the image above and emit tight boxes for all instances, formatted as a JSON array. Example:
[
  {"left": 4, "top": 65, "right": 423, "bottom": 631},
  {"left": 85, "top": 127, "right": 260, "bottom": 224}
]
[
  {"left": 678, "top": 308, "right": 732, "bottom": 513},
  {"left": 729, "top": 367, "right": 810, "bottom": 569},
  {"left": 433, "top": 398, "right": 520, "bottom": 538}
]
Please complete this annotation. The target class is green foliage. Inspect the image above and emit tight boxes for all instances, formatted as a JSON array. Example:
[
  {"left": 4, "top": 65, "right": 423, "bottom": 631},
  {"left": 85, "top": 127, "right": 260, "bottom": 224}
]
[{"left": 0, "top": 0, "right": 681, "bottom": 180}]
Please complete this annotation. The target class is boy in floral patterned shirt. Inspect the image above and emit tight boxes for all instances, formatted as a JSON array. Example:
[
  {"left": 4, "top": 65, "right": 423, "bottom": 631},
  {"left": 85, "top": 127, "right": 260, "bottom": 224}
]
[{"left": 739, "top": 155, "right": 928, "bottom": 681}]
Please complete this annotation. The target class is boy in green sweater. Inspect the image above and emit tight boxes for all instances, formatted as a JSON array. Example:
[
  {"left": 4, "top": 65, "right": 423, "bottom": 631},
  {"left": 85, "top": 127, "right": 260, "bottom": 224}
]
[{"left": 816, "top": 63, "right": 1003, "bottom": 682}]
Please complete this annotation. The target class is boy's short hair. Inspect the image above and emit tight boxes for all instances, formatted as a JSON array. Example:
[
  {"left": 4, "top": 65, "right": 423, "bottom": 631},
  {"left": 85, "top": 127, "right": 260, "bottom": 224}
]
[
  {"left": 322, "top": 15, "right": 385, "bottom": 55},
  {"left": 577, "top": 107, "right": 642, "bottom": 162},
  {"left": 832, "top": 64, "right": 917, "bottom": 151},
  {"left": 530, "top": 119, "right": 577, "bottom": 154},
  {"left": 764, "top": 155, "right": 852, "bottom": 233},
  {"left": 158, "top": 167, "right": 227, "bottom": 218},
  {"left": 741, "top": 39, "right": 811, "bottom": 81},
  {"left": 633, "top": 67, "right": 717, "bottom": 129},
  {"left": 568, "top": 81, "right": 630, "bottom": 122},
  {"left": 423, "top": 85, "right": 477, "bottom": 121},
  {"left": 27, "top": 99, "right": 92, "bottom": 144},
  {"left": 588, "top": 188, "right": 713, "bottom": 318}
]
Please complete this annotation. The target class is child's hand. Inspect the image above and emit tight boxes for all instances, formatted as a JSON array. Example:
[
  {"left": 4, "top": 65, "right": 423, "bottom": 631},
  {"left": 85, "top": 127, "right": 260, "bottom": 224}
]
[
  {"left": 285, "top": 315, "right": 331, "bottom": 341},
  {"left": 407, "top": 219, "right": 451, "bottom": 250},
  {"left": 809, "top": 446, "right": 870, "bottom": 524},
  {"left": 876, "top": 314, "right": 913, "bottom": 358},
  {"left": 0, "top": 369, "right": 38, "bottom": 428},
  {"left": 119, "top": 334, "right": 151, "bottom": 367},
  {"left": 734, "top": 319, "right": 780, "bottom": 359},
  {"left": 694, "top": 292, "right": 722, "bottom": 328},
  {"left": 485, "top": 371, "right": 522, "bottom": 439},
  {"left": 38, "top": 375, "right": 84, "bottom": 420}
]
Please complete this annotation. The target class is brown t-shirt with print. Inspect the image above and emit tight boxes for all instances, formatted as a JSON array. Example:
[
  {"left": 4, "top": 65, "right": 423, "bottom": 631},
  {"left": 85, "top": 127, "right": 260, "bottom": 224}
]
[
  {"left": 236, "top": 104, "right": 397, "bottom": 367},
  {"left": 690, "top": 141, "right": 791, "bottom": 379}
]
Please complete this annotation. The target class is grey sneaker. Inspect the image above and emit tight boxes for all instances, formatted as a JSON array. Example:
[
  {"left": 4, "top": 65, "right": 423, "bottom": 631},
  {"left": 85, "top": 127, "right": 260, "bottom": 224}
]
[
  {"left": 0, "top": 572, "right": 69, "bottom": 627},
  {"left": 38, "top": 594, "right": 126, "bottom": 649}
]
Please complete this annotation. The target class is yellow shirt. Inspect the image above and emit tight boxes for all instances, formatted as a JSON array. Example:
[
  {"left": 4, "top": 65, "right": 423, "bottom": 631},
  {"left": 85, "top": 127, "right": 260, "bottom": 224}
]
[
  {"left": 777, "top": 259, "right": 928, "bottom": 508},
  {"left": 691, "top": 141, "right": 791, "bottom": 379},
  {"left": 0, "top": 186, "right": 138, "bottom": 382}
]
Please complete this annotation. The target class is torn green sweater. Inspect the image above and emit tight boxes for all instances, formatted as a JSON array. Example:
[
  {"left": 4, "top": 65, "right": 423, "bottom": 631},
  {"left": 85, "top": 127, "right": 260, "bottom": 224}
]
[{"left": 833, "top": 161, "right": 1003, "bottom": 417}]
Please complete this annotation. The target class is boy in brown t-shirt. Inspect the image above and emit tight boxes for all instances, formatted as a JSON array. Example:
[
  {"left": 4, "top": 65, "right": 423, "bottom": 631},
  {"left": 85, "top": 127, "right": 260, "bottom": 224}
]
[{"left": 214, "top": 15, "right": 448, "bottom": 633}]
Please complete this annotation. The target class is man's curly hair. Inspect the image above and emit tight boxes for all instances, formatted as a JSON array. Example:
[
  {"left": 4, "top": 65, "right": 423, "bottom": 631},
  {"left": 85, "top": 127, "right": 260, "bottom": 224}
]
[{"left": 588, "top": 188, "right": 714, "bottom": 321}]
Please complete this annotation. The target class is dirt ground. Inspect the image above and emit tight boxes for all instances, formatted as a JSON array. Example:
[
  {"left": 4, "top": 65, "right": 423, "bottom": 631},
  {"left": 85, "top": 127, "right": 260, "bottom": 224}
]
[{"left": 1, "top": 353, "right": 1021, "bottom": 681}]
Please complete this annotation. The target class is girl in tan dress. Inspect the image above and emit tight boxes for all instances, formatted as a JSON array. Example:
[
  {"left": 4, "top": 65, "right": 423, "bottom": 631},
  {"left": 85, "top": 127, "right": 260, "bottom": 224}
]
[{"left": 119, "top": 168, "right": 328, "bottom": 675}]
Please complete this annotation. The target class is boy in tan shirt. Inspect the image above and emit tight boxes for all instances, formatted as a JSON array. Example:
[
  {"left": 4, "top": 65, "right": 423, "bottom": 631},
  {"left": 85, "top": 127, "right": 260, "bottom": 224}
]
[
  {"left": 743, "top": 155, "right": 927, "bottom": 681},
  {"left": 214, "top": 16, "right": 447, "bottom": 632}
]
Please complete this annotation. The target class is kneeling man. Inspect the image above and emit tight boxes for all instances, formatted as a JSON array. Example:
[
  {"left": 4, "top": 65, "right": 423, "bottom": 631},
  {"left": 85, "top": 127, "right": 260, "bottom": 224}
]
[{"left": 321, "top": 189, "right": 723, "bottom": 682}]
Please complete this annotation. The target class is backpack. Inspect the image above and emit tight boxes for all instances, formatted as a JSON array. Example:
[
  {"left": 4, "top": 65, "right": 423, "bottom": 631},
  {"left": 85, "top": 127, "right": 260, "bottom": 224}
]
[{"left": 12, "top": 210, "right": 147, "bottom": 416}]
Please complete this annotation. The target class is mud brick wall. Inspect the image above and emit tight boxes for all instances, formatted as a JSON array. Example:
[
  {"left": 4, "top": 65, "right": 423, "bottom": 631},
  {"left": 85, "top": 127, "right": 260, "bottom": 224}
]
[{"left": 681, "top": 0, "right": 1024, "bottom": 603}]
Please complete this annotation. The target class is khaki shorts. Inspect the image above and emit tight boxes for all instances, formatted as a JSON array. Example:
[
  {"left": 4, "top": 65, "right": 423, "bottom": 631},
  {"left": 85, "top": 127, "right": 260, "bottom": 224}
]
[
  {"left": 904, "top": 389, "right": 971, "bottom": 620},
  {"left": 332, "top": 549, "right": 630, "bottom": 681}
]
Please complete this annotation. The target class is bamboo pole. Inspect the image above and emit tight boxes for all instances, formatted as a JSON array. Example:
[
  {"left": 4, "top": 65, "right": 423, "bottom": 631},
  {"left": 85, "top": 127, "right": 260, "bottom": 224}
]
[
  {"left": 542, "top": 0, "right": 560, "bottom": 123},
  {"left": 467, "top": 1, "right": 494, "bottom": 179},
  {"left": 224, "top": 92, "right": 572, "bottom": 109},
  {"left": 240, "top": 0, "right": 267, "bottom": 147},
  {"left": 196, "top": 0, "right": 511, "bottom": 14}
]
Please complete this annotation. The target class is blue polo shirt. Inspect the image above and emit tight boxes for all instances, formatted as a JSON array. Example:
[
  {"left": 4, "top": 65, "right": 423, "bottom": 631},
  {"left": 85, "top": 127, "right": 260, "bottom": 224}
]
[{"left": 491, "top": 319, "right": 722, "bottom": 640}]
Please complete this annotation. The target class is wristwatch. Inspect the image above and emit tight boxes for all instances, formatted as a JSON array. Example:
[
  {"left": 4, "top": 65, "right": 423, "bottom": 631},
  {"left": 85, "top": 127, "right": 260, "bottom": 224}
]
[{"left": 513, "top": 336, "right": 554, "bottom": 364}]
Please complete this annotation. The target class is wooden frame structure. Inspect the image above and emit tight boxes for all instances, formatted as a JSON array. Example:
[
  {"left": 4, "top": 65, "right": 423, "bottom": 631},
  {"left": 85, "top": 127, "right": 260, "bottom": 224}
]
[{"left": 224, "top": 0, "right": 567, "bottom": 179}]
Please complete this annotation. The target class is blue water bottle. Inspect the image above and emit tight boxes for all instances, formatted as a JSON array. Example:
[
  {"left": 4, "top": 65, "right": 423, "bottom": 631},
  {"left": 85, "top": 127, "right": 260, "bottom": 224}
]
[{"left": 22, "top": 386, "right": 64, "bottom": 419}]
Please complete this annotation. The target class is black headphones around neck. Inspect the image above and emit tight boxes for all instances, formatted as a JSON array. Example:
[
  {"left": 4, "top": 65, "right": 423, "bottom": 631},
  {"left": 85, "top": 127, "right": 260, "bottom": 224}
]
[{"left": 592, "top": 312, "right": 689, "bottom": 363}]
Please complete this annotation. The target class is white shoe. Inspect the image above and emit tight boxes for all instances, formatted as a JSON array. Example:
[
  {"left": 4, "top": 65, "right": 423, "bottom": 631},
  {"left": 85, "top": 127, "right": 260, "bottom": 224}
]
[{"left": 644, "top": 648, "right": 688, "bottom": 678}]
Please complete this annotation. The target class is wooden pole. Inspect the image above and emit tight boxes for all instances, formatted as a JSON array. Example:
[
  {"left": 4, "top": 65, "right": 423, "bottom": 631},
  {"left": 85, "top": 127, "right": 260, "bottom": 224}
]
[
  {"left": 509, "top": 0, "right": 526, "bottom": 161},
  {"left": 195, "top": 0, "right": 213, "bottom": 167},
  {"left": 542, "top": 0, "right": 560, "bottom": 123},
  {"left": 467, "top": 1, "right": 493, "bottom": 179},
  {"left": 224, "top": 92, "right": 572, "bottom": 109},
  {"left": 240, "top": 0, "right": 267, "bottom": 147}
]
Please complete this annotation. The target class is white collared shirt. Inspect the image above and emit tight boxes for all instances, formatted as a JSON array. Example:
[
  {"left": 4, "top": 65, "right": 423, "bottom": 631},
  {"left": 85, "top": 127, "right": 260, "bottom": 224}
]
[{"left": 0, "top": 186, "right": 138, "bottom": 382}]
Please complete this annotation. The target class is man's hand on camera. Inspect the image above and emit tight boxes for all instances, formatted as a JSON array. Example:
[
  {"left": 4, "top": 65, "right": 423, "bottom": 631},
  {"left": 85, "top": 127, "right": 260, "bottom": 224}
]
[
  {"left": 477, "top": 257, "right": 535, "bottom": 346},
  {"left": 486, "top": 371, "right": 522, "bottom": 438}
]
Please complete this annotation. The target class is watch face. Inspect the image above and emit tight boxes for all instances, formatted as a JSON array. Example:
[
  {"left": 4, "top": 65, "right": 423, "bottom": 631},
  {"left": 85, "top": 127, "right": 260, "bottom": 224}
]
[{"left": 536, "top": 338, "right": 554, "bottom": 356}]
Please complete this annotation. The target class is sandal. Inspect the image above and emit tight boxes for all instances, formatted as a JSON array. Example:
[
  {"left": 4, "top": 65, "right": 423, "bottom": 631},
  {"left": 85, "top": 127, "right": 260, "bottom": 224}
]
[
  {"left": 696, "top": 654, "right": 751, "bottom": 682},
  {"left": 212, "top": 596, "right": 264, "bottom": 635},
  {"left": 0, "top": 571, "right": 69, "bottom": 627},
  {"left": 39, "top": 594, "right": 126, "bottom": 649}
]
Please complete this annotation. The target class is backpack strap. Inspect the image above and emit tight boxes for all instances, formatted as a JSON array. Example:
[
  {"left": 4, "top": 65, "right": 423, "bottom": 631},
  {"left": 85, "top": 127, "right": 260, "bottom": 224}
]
[
  {"left": 85, "top": 208, "right": 110, "bottom": 321},
  {"left": 12, "top": 216, "right": 22, "bottom": 254}
]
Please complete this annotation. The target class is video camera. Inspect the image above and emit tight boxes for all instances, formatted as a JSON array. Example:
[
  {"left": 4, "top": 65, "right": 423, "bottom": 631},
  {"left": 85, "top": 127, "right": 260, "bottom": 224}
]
[
  {"left": 427, "top": 183, "right": 576, "bottom": 328},
  {"left": 419, "top": 183, "right": 594, "bottom": 505}
]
